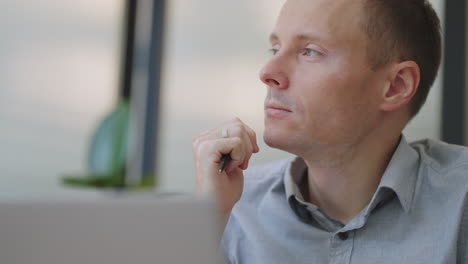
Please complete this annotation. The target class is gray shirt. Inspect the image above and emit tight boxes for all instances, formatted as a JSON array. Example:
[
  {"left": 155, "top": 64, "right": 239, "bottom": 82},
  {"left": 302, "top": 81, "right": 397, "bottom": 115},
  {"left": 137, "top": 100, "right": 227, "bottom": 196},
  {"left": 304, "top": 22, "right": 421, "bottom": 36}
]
[{"left": 221, "top": 136, "right": 468, "bottom": 263}]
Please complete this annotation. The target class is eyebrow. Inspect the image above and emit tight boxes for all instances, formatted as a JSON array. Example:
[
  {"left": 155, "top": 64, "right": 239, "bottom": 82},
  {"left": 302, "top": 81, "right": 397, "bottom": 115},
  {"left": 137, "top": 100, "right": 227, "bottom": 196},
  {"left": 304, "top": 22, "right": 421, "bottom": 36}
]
[
  {"left": 269, "top": 33, "right": 279, "bottom": 43},
  {"left": 269, "top": 32, "right": 325, "bottom": 44}
]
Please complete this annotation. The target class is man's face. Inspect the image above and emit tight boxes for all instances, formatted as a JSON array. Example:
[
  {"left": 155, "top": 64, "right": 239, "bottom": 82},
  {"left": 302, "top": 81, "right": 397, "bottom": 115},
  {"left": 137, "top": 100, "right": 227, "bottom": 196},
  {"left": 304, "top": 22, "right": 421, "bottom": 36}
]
[{"left": 261, "top": 0, "right": 387, "bottom": 155}]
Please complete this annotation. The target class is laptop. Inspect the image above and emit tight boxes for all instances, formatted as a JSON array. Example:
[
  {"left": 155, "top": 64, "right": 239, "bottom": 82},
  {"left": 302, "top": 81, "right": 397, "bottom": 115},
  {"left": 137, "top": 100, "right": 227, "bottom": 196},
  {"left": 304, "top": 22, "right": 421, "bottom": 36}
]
[{"left": 0, "top": 194, "right": 223, "bottom": 264}]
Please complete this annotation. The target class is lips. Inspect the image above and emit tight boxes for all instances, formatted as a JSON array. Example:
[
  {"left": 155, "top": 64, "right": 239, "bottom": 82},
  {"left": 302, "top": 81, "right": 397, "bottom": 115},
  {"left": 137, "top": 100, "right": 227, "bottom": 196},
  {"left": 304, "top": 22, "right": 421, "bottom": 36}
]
[
  {"left": 264, "top": 101, "right": 292, "bottom": 119},
  {"left": 264, "top": 102, "right": 292, "bottom": 112}
]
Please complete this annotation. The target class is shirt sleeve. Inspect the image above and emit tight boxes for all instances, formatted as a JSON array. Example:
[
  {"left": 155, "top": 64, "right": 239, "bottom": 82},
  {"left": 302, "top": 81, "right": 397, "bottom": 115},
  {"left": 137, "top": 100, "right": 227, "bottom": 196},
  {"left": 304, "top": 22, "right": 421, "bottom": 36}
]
[
  {"left": 220, "top": 239, "right": 232, "bottom": 264},
  {"left": 460, "top": 193, "right": 468, "bottom": 263},
  {"left": 220, "top": 221, "right": 236, "bottom": 264}
]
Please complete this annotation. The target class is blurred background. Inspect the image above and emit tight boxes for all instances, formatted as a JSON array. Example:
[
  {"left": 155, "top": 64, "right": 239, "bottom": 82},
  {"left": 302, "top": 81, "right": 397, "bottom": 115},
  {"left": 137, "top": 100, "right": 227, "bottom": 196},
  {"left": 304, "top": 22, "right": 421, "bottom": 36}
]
[{"left": 0, "top": 0, "right": 465, "bottom": 196}]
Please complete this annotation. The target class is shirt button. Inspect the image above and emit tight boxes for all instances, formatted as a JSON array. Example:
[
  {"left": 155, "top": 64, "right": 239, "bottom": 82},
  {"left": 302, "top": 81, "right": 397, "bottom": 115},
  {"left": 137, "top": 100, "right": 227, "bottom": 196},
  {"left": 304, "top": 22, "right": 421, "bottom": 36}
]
[{"left": 338, "top": 232, "right": 349, "bottom": 241}]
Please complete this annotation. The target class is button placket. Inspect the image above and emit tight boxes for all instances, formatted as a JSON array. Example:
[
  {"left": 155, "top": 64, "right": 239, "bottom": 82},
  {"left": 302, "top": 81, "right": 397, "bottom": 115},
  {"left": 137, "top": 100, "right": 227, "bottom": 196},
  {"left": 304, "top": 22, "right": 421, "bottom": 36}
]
[{"left": 328, "top": 230, "right": 355, "bottom": 264}]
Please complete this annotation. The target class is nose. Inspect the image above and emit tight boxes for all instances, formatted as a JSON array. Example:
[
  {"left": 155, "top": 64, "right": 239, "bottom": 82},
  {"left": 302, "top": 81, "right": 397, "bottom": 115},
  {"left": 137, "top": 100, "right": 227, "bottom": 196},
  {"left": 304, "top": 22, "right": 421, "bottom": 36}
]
[{"left": 259, "top": 56, "right": 289, "bottom": 90}]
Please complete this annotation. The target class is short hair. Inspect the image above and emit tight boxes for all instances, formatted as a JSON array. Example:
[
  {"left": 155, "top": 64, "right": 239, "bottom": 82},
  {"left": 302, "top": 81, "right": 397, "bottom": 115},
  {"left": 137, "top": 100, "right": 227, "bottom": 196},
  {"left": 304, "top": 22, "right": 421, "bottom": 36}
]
[{"left": 361, "top": 0, "right": 442, "bottom": 117}]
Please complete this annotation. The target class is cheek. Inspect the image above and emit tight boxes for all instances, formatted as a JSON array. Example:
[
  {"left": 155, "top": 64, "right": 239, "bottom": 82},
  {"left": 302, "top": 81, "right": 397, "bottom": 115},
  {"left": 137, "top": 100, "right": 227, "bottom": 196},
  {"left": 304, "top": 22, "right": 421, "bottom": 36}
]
[
  {"left": 294, "top": 73, "right": 344, "bottom": 116},
  {"left": 292, "top": 60, "right": 374, "bottom": 110},
  {"left": 296, "top": 71, "right": 368, "bottom": 131}
]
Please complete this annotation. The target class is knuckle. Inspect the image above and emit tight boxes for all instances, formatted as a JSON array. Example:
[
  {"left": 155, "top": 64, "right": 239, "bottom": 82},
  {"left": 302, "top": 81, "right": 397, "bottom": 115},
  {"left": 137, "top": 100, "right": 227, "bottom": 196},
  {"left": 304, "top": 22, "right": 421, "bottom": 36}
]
[
  {"left": 228, "top": 117, "right": 243, "bottom": 128},
  {"left": 236, "top": 122, "right": 248, "bottom": 134},
  {"left": 238, "top": 123, "right": 247, "bottom": 133},
  {"left": 223, "top": 117, "right": 238, "bottom": 126},
  {"left": 232, "top": 136, "right": 243, "bottom": 145},
  {"left": 230, "top": 125, "right": 242, "bottom": 136},
  {"left": 244, "top": 152, "right": 252, "bottom": 162},
  {"left": 192, "top": 137, "right": 206, "bottom": 152},
  {"left": 197, "top": 141, "right": 210, "bottom": 156},
  {"left": 247, "top": 143, "right": 254, "bottom": 153},
  {"left": 245, "top": 126, "right": 256, "bottom": 138},
  {"left": 192, "top": 136, "right": 200, "bottom": 148},
  {"left": 251, "top": 129, "right": 257, "bottom": 138}
]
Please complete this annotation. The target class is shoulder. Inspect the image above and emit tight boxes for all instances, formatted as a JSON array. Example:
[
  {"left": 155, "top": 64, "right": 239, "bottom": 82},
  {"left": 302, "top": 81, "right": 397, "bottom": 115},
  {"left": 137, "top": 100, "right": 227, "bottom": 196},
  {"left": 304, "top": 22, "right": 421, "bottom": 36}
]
[
  {"left": 410, "top": 139, "right": 468, "bottom": 211},
  {"left": 407, "top": 139, "right": 468, "bottom": 259},
  {"left": 410, "top": 138, "right": 468, "bottom": 176}
]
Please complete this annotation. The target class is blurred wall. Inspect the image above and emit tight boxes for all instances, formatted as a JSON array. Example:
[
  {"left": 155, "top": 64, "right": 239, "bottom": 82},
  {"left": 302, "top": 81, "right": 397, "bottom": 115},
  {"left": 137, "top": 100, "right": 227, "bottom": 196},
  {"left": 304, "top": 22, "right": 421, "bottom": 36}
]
[
  {"left": 403, "top": 0, "right": 445, "bottom": 142},
  {"left": 0, "top": 0, "right": 122, "bottom": 197}
]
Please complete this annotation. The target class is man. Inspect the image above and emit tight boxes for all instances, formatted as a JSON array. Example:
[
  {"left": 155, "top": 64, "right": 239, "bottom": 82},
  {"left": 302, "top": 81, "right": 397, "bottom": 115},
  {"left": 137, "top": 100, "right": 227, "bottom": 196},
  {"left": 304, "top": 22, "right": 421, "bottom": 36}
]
[{"left": 192, "top": 0, "right": 468, "bottom": 263}]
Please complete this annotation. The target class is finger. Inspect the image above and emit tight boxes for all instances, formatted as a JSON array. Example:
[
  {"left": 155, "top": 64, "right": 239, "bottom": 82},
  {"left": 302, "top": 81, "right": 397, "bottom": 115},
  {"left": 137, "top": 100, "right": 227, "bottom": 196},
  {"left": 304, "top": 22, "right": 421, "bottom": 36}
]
[
  {"left": 226, "top": 122, "right": 257, "bottom": 170},
  {"left": 221, "top": 141, "right": 253, "bottom": 173},
  {"left": 229, "top": 118, "right": 258, "bottom": 154},
  {"left": 195, "top": 118, "right": 254, "bottom": 144},
  {"left": 242, "top": 124, "right": 259, "bottom": 153},
  {"left": 196, "top": 137, "right": 245, "bottom": 192},
  {"left": 204, "top": 137, "right": 246, "bottom": 168},
  {"left": 226, "top": 129, "right": 252, "bottom": 171},
  {"left": 194, "top": 119, "right": 258, "bottom": 167},
  {"left": 226, "top": 142, "right": 248, "bottom": 172},
  {"left": 194, "top": 119, "right": 234, "bottom": 143},
  {"left": 193, "top": 120, "right": 236, "bottom": 147},
  {"left": 224, "top": 120, "right": 257, "bottom": 154},
  {"left": 239, "top": 151, "right": 252, "bottom": 170},
  {"left": 192, "top": 127, "right": 218, "bottom": 148}
]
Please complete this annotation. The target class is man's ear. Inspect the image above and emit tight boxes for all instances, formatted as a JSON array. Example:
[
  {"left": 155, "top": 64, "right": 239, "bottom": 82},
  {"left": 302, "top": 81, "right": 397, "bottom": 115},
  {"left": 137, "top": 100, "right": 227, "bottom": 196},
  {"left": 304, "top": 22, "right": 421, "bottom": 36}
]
[{"left": 380, "top": 61, "right": 420, "bottom": 112}]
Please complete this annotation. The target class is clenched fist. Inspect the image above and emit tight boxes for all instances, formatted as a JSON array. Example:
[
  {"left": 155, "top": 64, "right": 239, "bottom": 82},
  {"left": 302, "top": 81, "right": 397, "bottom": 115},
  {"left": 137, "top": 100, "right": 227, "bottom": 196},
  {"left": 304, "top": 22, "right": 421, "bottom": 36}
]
[{"left": 192, "top": 118, "right": 260, "bottom": 219}]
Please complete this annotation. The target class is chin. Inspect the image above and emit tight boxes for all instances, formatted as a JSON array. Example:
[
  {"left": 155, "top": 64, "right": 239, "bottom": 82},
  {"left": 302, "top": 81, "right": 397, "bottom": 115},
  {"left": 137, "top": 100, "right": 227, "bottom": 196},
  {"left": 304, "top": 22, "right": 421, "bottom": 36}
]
[
  {"left": 263, "top": 129, "right": 294, "bottom": 153},
  {"left": 264, "top": 122, "right": 321, "bottom": 158},
  {"left": 263, "top": 114, "right": 307, "bottom": 153}
]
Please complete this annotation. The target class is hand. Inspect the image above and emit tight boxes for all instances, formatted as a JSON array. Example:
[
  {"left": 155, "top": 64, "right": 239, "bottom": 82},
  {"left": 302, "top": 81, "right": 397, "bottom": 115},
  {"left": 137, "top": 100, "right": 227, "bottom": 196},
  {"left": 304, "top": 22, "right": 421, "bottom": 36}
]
[{"left": 192, "top": 117, "right": 260, "bottom": 216}]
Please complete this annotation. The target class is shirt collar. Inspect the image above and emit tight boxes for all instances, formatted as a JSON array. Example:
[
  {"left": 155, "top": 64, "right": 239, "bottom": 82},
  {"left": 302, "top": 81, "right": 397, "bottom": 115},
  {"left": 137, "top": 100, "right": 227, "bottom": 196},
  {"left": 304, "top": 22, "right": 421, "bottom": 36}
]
[
  {"left": 284, "top": 135, "right": 420, "bottom": 213},
  {"left": 284, "top": 157, "right": 308, "bottom": 204},
  {"left": 377, "top": 135, "right": 419, "bottom": 212}
]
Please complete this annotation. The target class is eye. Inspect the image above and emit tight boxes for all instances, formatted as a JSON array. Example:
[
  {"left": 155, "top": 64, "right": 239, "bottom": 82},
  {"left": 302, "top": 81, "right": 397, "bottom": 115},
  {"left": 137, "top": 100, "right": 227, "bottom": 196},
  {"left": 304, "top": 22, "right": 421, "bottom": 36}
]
[
  {"left": 269, "top": 44, "right": 281, "bottom": 56},
  {"left": 268, "top": 48, "right": 278, "bottom": 55},
  {"left": 269, "top": 48, "right": 279, "bottom": 56},
  {"left": 302, "top": 48, "right": 321, "bottom": 57}
]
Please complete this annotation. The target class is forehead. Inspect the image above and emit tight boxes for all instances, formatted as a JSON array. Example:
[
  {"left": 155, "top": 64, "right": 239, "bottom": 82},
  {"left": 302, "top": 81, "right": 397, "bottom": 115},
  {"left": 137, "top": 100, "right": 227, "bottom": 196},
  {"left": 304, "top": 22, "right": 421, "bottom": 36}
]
[{"left": 273, "top": 0, "right": 366, "bottom": 45}]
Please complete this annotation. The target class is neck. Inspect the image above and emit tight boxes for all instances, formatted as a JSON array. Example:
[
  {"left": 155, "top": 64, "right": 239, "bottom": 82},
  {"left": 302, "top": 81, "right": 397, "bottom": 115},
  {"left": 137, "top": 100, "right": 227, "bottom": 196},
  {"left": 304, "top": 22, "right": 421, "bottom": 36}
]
[{"left": 301, "top": 130, "right": 401, "bottom": 224}]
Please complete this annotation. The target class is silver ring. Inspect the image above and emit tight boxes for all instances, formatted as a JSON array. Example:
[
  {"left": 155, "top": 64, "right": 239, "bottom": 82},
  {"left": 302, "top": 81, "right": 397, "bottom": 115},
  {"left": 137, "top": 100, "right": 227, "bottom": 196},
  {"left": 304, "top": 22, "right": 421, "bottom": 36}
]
[{"left": 221, "top": 128, "right": 229, "bottom": 138}]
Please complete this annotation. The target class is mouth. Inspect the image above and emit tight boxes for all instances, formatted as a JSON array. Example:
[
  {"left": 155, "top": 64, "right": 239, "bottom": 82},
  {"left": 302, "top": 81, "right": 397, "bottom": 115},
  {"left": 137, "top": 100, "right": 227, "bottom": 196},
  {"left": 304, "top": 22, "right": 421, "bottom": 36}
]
[
  {"left": 264, "top": 102, "right": 292, "bottom": 112},
  {"left": 264, "top": 102, "right": 292, "bottom": 118}
]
